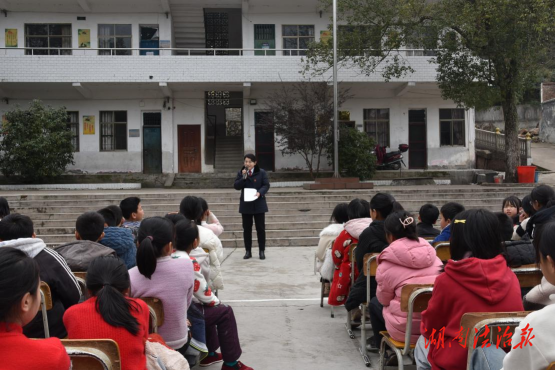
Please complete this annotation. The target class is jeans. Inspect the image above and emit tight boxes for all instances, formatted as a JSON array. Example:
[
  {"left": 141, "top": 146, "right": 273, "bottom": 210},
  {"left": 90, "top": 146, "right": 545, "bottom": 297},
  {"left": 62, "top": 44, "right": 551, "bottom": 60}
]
[
  {"left": 204, "top": 304, "right": 242, "bottom": 363},
  {"left": 369, "top": 297, "right": 386, "bottom": 347},
  {"left": 242, "top": 213, "right": 266, "bottom": 252},
  {"left": 414, "top": 335, "right": 432, "bottom": 370},
  {"left": 470, "top": 346, "right": 505, "bottom": 370}
]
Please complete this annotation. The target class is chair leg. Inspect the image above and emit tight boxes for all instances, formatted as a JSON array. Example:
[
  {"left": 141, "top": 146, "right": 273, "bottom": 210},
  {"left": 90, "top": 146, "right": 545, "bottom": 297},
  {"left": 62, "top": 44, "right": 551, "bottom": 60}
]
[
  {"left": 345, "top": 310, "right": 355, "bottom": 339},
  {"left": 330, "top": 305, "right": 334, "bottom": 318},
  {"left": 320, "top": 281, "right": 324, "bottom": 308},
  {"left": 378, "top": 336, "right": 387, "bottom": 370},
  {"left": 359, "top": 303, "right": 370, "bottom": 367}
]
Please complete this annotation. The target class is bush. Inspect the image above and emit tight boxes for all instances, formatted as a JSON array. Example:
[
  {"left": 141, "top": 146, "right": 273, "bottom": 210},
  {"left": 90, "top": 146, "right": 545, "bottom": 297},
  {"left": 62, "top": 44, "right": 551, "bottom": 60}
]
[
  {"left": 328, "top": 127, "right": 377, "bottom": 180},
  {"left": 0, "top": 100, "right": 74, "bottom": 182}
]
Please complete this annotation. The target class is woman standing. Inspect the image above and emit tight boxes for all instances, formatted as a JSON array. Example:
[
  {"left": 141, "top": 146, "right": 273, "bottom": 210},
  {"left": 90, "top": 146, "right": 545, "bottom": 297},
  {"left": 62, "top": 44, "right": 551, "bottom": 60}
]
[{"left": 234, "top": 154, "right": 270, "bottom": 260}]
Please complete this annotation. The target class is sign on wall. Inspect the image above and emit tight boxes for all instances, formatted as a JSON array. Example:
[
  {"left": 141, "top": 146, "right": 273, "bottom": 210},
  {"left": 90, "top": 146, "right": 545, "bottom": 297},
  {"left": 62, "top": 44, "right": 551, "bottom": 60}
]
[
  {"left": 129, "top": 129, "right": 140, "bottom": 137},
  {"left": 78, "top": 29, "right": 91, "bottom": 48},
  {"left": 5, "top": 29, "right": 17, "bottom": 47},
  {"left": 83, "top": 115, "right": 95, "bottom": 135}
]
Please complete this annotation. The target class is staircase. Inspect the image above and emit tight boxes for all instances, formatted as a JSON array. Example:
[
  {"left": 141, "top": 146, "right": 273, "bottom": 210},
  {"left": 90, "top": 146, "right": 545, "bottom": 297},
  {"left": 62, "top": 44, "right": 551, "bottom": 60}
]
[
  {"left": 6, "top": 185, "right": 535, "bottom": 248},
  {"left": 215, "top": 136, "right": 243, "bottom": 173},
  {"left": 171, "top": 4, "right": 205, "bottom": 55}
]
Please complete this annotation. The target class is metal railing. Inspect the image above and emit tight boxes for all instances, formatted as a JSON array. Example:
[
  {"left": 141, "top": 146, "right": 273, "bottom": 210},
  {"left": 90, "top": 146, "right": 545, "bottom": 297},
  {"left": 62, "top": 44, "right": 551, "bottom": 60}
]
[{"left": 475, "top": 128, "right": 531, "bottom": 162}]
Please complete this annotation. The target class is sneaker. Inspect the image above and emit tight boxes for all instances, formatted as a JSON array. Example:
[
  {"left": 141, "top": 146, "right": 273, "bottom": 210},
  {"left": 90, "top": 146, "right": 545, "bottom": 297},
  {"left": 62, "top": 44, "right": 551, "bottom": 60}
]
[
  {"left": 366, "top": 336, "right": 380, "bottom": 352},
  {"left": 221, "top": 361, "right": 253, "bottom": 370},
  {"left": 200, "top": 353, "right": 223, "bottom": 367}
]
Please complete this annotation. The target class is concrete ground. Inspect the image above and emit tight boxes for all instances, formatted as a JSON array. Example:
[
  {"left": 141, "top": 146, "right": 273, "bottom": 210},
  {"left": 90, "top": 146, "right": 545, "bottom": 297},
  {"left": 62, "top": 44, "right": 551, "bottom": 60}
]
[{"left": 206, "top": 247, "right": 412, "bottom": 370}]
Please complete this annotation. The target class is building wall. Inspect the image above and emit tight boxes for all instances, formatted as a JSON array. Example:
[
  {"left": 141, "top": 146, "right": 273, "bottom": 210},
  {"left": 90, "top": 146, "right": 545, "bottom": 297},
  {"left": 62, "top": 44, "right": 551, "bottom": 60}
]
[
  {"left": 540, "top": 100, "right": 555, "bottom": 144},
  {"left": 475, "top": 105, "right": 541, "bottom": 131}
]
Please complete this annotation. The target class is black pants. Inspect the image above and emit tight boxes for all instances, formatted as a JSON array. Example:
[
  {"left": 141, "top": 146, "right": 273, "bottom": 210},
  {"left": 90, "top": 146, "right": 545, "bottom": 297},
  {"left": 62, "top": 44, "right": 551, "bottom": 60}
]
[
  {"left": 242, "top": 213, "right": 265, "bottom": 252},
  {"left": 370, "top": 296, "right": 386, "bottom": 347}
]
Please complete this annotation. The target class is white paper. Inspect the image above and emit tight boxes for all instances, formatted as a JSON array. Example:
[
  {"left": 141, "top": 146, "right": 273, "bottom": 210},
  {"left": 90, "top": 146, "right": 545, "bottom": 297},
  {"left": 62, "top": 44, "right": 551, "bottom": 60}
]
[{"left": 244, "top": 188, "right": 258, "bottom": 202}]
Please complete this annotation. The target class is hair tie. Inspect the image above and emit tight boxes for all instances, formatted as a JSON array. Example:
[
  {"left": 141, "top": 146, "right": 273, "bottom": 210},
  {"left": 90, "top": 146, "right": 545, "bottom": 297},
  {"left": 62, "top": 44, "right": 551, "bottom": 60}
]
[
  {"left": 147, "top": 236, "right": 154, "bottom": 241},
  {"left": 399, "top": 216, "right": 414, "bottom": 229},
  {"left": 454, "top": 219, "right": 466, "bottom": 224}
]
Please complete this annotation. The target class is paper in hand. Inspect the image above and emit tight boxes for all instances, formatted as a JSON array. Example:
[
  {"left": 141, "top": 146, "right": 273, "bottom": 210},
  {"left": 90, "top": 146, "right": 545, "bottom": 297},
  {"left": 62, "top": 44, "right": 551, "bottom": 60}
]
[{"left": 244, "top": 188, "right": 258, "bottom": 202}]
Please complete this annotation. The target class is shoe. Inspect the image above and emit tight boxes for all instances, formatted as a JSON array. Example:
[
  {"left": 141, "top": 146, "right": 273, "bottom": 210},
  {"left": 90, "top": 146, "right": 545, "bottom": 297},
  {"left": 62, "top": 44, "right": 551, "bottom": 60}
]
[
  {"left": 366, "top": 336, "right": 380, "bottom": 352},
  {"left": 200, "top": 352, "right": 223, "bottom": 367},
  {"left": 384, "top": 350, "right": 399, "bottom": 366},
  {"left": 259, "top": 251, "right": 265, "bottom": 260},
  {"left": 243, "top": 251, "right": 252, "bottom": 259},
  {"left": 221, "top": 361, "right": 253, "bottom": 370}
]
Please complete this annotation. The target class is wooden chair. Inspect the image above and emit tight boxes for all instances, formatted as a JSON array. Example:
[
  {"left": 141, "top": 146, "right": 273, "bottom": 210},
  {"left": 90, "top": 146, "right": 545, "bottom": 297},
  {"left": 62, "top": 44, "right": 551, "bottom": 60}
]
[
  {"left": 141, "top": 297, "right": 165, "bottom": 334},
  {"left": 40, "top": 281, "right": 53, "bottom": 338},
  {"left": 378, "top": 284, "right": 434, "bottom": 370},
  {"left": 62, "top": 339, "right": 121, "bottom": 370},
  {"left": 434, "top": 242, "right": 451, "bottom": 263},
  {"left": 511, "top": 264, "right": 543, "bottom": 288},
  {"left": 359, "top": 252, "right": 379, "bottom": 367},
  {"left": 73, "top": 276, "right": 89, "bottom": 301},
  {"left": 345, "top": 243, "right": 358, "bottom": 339},
  {"left": 547, "top": 362, "right": 555, "bottom": 370},
  {"left": 460, "top": 311, "right": 530, "bottom": 370}
]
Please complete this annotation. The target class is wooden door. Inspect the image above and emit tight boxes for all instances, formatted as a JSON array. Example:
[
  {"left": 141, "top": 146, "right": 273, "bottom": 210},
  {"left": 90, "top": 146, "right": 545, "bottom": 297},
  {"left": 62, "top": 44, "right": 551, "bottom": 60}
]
[
  {"left": 255, "top": 112, "right": 275, "bottom": 171},
  {"left": 178, "top": 125, "right": 201, "bottom": 173},
  {"left": 408, "top": 109, "right": 427, "bottom": 169},
  {"left": 143, "top": 112, "right": 162, "bottom": 174}
]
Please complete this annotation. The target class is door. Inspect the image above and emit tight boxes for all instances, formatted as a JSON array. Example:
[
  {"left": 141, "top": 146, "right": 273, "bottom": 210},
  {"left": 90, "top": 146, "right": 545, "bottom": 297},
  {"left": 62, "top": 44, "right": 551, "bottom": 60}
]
[
  {"left": 140, "top": 25, "right": 159, "bottom": 55},
  {"left": 143, "top": 112, "right": 162, "bottom": 173},
  {"left": 178, "top": 125, "right": 202, "bottom": 173},
  {"left": 255, "top": 112, "right": 275, "bottom": 172},
  {"left": 254, "top": 24, "right": 275, "bottom": 56},
  {"left": 408, "top": 109, "right": 427, "bottom": 169}
]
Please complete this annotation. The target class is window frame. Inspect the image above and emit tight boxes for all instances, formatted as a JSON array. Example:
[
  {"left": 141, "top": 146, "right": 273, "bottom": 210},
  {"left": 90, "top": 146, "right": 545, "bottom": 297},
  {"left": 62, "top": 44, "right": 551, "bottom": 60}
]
[
  {"left": 439, "top": 108, "right": 466, "bottom": 147},
  {"left": 66, "top": 111, "right": 79, "bottom": 152},
  {"left": 282, "top": 24, "right": 315, "bottom": 56},
  {"left": 99, "top": 110, "right": 128, "bottom": 152},
  {"left": 363, "top": 108, "right": 390, "bottom": 148},
  {"left": 98, "top": 24, "right": 133, "bottom": 56},
  {"left": 24, "top": 23, "right": 72, "bottom": 55}
]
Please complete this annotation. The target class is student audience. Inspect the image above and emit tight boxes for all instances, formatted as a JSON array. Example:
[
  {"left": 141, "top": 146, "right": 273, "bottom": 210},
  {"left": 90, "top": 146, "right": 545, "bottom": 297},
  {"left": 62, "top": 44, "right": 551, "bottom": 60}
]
[
  {"left": 98, "top": 207, "right": 137, "bottom": 269},
  {"left": 120, "top": 197, "right": 144, "bottom": 236},
  {"left": 0, "top": 213, "right": 81, "bottom": 338},
  {"left": 416, "top": 204, "right": 440, "bottom": 238},
  {"left": 431, "top": 202, "right": 465, "bottom": 244},
  {"left": 526, "top": 184, "right": 555, "bottom": 238},
  {"left": 513, "top": 195, "right": 536, "bottom": 240},
  {"left": 495, "top": 212, "right": 535, "bottom": 268},
  {"left": 0, "top": 247, "right": 71, "bottom": 370},
  {"left": 502, "top": 195, "right": 522, "bottom": 225}
]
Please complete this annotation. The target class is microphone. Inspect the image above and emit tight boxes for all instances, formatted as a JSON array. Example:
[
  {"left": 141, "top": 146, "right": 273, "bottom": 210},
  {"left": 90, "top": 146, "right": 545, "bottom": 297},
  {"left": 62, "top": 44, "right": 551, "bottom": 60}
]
[{"left": 243, "top": 169, "right": 248, "bottom": 180}]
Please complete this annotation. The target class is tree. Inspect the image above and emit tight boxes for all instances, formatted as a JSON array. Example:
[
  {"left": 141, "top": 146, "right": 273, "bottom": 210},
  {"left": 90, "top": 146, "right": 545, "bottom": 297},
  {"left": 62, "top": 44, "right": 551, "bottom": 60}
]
[
  {"left": 330, "top": 126, "right": 377, "bottom": 180},
  {"left": 0, "top": 100, "right": 74, "bottom": 182},
  {"left": 305, "top": 0, "right": 555, "bottom": 182},
  {"left": 260, "top": 82, "right": 352, "bottom": 179}
]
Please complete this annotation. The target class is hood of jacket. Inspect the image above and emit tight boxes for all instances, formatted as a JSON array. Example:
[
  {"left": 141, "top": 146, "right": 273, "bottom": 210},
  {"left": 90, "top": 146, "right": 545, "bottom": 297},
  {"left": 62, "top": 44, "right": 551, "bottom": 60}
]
[
  {"left": 54, "top": 240, "right": 116, "bottom": 271},
  {"left": 344, "top": 218, "right": 372, "bottom": 239},
  {"left": 378, "top": 237, "right": 439, "bottom": 269},
  {"left": 444, "top": 254, "right": 514, "bottom": 305},
  {"left": 528, "top": 206, "right": 555, "bottom": 233},
  {"left": 0, "top": 238, "right": 46, "bottom": 258},
  {"left": 320, "top": 223, "right": 344, "bottom": 238}
]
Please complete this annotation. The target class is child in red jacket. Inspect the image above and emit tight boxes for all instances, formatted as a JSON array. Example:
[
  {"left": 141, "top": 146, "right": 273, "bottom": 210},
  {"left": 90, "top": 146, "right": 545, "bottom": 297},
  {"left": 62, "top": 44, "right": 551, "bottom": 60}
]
[{"left": 414, "top": 209, "right": 523, "bottom": 370}]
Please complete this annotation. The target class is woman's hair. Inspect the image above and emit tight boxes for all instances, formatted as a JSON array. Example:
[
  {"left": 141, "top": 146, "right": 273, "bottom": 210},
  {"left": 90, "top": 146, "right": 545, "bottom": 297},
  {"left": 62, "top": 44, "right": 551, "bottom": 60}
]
[
  {"left": 370, "top": 193, "right": 395, "bottom": 219},
  {"left": 330, "top": 203, "right": 349, "bottom": 224},
  {"left": 244, "top": 153, "right": 257, "bottom": 162},
  {"left": 384, "top": 211, "right": 418, "bottom": 242},
  {"left": 450, "top": 209, "right": 505, "bottom": 261},
  {"left": 494, "top": 212, "right": 514, "bottom": 241},
  {"left": 347, "top": 198, "right": 370, "bottom": 220},
  {"left": 179, "top": 196, "right": 203, "bottom": 224},
  {"left": 174, "top": 220, "right": 199, "bottom": 252},
  {"left": 165, "top": 213, "right": 186, "bottom": 225},
  {"left": 502, "top": 196, "right": 522, "bottom": 211},
  {"left": 200, "top": 198, "right": 209, "bottom": 214},
  {"left": 521, "top": 195, "right": 536, "bottom": 218},
  {"left": 86, "top": 256, "right": 140, "bottom": 335},
  {"left": 530, "top": 185, "right": 555, "bottom": 209},
  {"left": 0, "top": 247, "right": 40, "bottom": 322},
  {"left": 0, "top": 197, "right": 10, "bottom": 219},
  {"left": 535, "top": 221, "right": 555, "bottom": 265},
  {"left": 136, "top": 217, "right": 174, "bottom": 279}
]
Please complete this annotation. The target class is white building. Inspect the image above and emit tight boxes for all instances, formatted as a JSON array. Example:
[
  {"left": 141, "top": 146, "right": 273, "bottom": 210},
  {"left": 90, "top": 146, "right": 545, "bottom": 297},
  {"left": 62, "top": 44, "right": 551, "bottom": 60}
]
[{"left": 0, "top": 0, "right": 475, "bottom": 174}]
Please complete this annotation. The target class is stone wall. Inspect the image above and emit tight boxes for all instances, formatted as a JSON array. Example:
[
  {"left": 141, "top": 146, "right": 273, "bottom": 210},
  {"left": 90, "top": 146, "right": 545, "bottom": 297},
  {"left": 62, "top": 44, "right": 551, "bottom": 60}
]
[
  {"left": 540, "top": 100, "right": 555, "bottom": 144},
  {"left": 475, "top": 105, "right": 541, "bottom": 131}
]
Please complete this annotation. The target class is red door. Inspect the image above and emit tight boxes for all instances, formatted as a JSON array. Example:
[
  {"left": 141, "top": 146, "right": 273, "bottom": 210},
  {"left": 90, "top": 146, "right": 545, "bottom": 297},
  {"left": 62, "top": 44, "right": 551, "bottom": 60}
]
[{"left": 178, "top": 125, "right": 201, "bottom": 173}]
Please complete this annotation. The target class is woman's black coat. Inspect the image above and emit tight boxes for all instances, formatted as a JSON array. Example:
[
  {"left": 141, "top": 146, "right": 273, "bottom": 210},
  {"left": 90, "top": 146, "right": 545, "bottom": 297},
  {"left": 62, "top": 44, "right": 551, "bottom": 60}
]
[{"left": 234, "top": 164, "right": 270, "bottom": 214}]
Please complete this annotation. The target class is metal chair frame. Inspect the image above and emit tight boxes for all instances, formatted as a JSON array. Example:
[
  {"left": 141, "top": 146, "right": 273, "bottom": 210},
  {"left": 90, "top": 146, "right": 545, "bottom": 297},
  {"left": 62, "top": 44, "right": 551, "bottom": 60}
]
[
  {"left": 39, "top": 281, "right": 53, "bottom": 338},
  {"left": 359, "top": 253, "right": 379, "bottom": 367},
  {"left": 345, "top": 243, "right": 358, "bottom": 339}
]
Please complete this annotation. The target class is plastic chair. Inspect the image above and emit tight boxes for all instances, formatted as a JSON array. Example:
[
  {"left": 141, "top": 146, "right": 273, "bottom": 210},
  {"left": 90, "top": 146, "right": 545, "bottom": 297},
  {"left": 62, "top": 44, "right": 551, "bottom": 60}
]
[
  {"left": 378, "top": 285, "right": 434, "bottom": 370},
  {"left": 141, "top": 297, "right": 165, "bottom": 334},
  {"left": 62, "top": 339, "right": 121, "bottom": 370},
  {"left": 434, "top": 242, "right": 451, "bottom": 263},
  {"left": 39, "top": 281, "right": 53, "bottom": 338},
  {"left": 359, "top": 252, "right": 379, "bottom": 367},
  {"left": 345, "top": 243, "right": 358, "bottom": 339},
  {"left": 511, "top": 264, "right": 543, "bottom": 288}
]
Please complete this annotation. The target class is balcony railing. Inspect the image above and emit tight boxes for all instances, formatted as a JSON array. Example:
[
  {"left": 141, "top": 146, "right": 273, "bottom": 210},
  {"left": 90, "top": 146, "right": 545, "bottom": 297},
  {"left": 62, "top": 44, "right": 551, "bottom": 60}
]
[{"left": 475, "top": 128, "right": 532, "bottom": 164}]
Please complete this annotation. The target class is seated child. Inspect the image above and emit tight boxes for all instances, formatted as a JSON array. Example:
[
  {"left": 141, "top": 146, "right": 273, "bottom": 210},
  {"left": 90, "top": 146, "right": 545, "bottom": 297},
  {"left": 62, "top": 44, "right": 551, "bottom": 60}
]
[
  {"left": 431, "top": 202, "right": 465, "bottom": 244},
  {"left": 120, "top": 197, "right": 144, "bottom": 236},
  {"left": 0, "top": 247, "right": 70, "bottom": 369},
  {"left": 54, "top": 212, "right": 116, "bottom": 271},
  {"left": 107, "top": 204, "right": 125, "bottom": 227},
  {"left": 200, "top": 198, "right": 224, "bottom": 237},
  {"left": 502, "top": 195, "right": 522, "bottom": 226},
  {"left": 0, "top": 214, "right": 81, "bottom": 339},
  {"left": 370, "top": 211, "right": 442, "bottom": 361},
  {"left": 416, "top": 204, "right": 440, "bottom": 238},
  {"left": 414, "top": 209, "right": 523, "bottom": 370},
  {"left": 496, "top": 212, "right": 535, "bottom": 268},
  {"left": 513, "top": 195, "right": 536, "bottom": 240},
  {"left": 98, "top": 207, "right": 137, "bottom": 269}
]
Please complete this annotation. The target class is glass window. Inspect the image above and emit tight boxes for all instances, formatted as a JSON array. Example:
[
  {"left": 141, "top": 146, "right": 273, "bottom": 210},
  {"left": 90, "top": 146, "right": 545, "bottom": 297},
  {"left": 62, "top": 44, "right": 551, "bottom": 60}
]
[
  {"left": 439, "top": 108, "right": 465, "bottom": 146},
  {"left": 98, "top": 24, "right": 132, "bottom": 55},
  {"left": 282, "top": 25, "right": 314, "bottom": 56},
  {"left": 363, "top": 109, "right": 390, "bottom": 147},
  {"left": 67, "top": 111, "right": 79, "bottom": 152},
  {"left": 100, "top": 111, "right": 127, "bottom": 151},
  {"left": 25, "top": 24, "right": 72, "bottom": 55}
]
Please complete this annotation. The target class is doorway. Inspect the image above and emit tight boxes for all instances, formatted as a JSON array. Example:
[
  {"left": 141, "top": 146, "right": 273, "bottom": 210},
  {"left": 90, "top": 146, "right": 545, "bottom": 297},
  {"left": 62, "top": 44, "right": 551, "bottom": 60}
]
[
  {"left": 178, "top": 125, "right": 201, "bottom": 173},
  {"left": 143, "top": 112, "right": 162, "bottom": 174},
  {"left": 255, "top": 112, "right": 275, "bottom": 172},
  {"left": 140, "top": 25, "right": 159, "bottom": 55},
  {"left": 408, "top": 109, "right": 427, "bottom": 169}
]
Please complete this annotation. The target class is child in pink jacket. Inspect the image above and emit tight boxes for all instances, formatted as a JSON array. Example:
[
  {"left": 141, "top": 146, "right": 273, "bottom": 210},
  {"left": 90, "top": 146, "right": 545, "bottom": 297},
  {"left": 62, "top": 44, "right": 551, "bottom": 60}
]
[{"left": 369, "top": 210, "right": 442, "bottom": 364}]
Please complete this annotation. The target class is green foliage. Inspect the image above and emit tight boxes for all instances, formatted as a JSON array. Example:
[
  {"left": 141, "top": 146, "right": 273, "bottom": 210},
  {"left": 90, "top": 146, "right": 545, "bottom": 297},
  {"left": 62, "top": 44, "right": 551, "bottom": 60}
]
[
  {"left": 328, "top": 127, "right": 377, "bottom": 180},
  {"left": 0, "top": 100, "right": 74, "bottom": 182}
]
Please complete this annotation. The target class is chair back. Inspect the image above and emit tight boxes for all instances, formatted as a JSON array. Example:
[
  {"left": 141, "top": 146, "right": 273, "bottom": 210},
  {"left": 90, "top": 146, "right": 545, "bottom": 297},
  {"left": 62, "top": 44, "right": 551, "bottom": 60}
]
[
  {"left": 73, "top": 271, "right": 87, "bottom": 280},
  {"left": 62, "top": 339, "right": 121, "bottom": 370},
  {"left": 400, "top": 285, "right": 433, "bottom": 355},
  {"left": 511, "top": 264, "right": 543, "bottom": 288},
  {"left": 547, "top": 362, "right": 555, "bottom": 370},
  {"left": 348, "top": 243, "right": 358, "bottom": 285},
  {"left": 74, "top": 276, "right": 89, "bottom": 301},
  {"left": 362, "top": 253, "right": 379, "bottom": 277},
  {"left": 40, "top": 281, "right": 53, "bottom": 338},
  {"left": 141, "top": 297, "right": 165, "bottom": 333},
  {"left": 434, "top": 242, "right": 451, "bottom": 263}
]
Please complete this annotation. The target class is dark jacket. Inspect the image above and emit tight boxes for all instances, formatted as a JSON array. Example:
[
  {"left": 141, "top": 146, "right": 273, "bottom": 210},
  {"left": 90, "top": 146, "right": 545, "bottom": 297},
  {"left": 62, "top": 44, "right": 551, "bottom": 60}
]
[
  {"left": 504, "top": 239, "right": 535, "bottom": 268},
  {"left": 526, "top": 205, "right": 555, "bottom": 239},
  {"left": 54, "top": 240, "right": 116, "bottom": 271},
  {"left": 234, "top": 165, "right": 270, "bottom": 214},
  {"left": 345, "top": 221, "right": 388, "bottom": 311},
  {"left": 416, "top": 222, "right": 440, "bottom": 238},
  {"left": 99, "top": 227, "right": 137, "bottom": 269}
]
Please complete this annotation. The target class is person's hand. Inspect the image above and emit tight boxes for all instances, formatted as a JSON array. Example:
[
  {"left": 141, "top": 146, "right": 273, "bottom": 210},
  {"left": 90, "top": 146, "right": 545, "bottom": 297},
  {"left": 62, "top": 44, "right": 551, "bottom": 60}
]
[
  {"left": 187, "top": 320, "right": 191, "bottom": 327},
  {"left": 256, "top": 192, "right": 260, "bottom": 198},
  {"left": 519, "top": 209, "right": 527, "bottom": 223},
  {"left": 242, "top": 169, "right": 247, "bottom": 175}
]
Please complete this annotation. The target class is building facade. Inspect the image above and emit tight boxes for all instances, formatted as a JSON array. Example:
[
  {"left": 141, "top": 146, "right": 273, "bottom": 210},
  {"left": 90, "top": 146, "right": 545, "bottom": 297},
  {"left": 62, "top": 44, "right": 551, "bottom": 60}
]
[{"left": 0, "top": 0, "right": 476, "bottom": 174}]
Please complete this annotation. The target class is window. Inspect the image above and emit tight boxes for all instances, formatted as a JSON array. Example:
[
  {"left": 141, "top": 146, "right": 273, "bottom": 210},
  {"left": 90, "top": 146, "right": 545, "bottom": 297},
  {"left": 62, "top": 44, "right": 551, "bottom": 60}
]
[
  {"left": 25, "top": 24, "right": 72, "bottom": 55},
  {"left": 364, "top": 109, "right": 390, "bottom": 147},
  {"left": 440, "top": 109, "right": 465, "bottom": 146},
  {"left": 282, "top": 25, "right": 314, "bottom": 56},
  {"left": 67, "top": 111, "right": 79, "bottom": 152},
  {"left": 98, "top": 24, "right": 132, "bottom": 55},
  {"left": 100, "top": 111, "right": 127, "bottom": 151}
]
